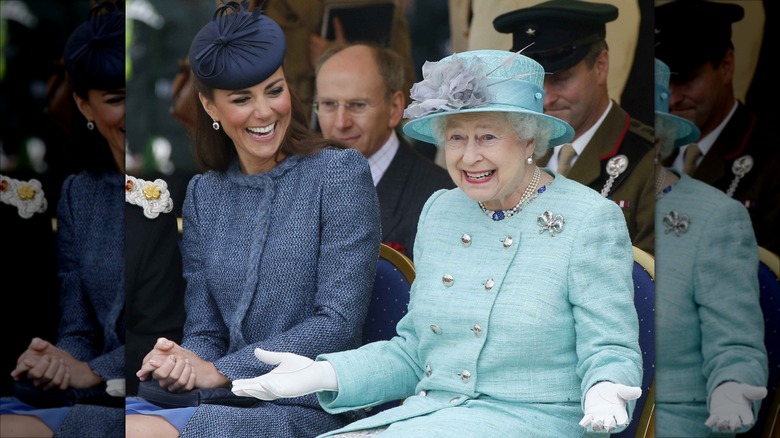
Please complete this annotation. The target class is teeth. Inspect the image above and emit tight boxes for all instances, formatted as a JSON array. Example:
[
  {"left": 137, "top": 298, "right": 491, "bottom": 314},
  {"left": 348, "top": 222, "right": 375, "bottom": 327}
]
[
  {"left": 248, "top": 123, "right": 274, "bottom": 134},
  {"left": 467, "top": 170, "right": 494, "bottom": 180}
]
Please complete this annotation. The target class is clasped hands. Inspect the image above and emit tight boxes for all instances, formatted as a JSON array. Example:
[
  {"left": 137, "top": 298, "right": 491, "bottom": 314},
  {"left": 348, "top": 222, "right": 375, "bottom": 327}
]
[
  {"left": 231, "top": 348, "right": 338, "bottom": 400},
  {"left": 10, "top": 337, "right": 101, "bottom": 390},
  {"left": 704, "top": 381, "right": 767, "bottom": 433},
  {"left": 137, "top": 337, "right": 228, "bottom": 392}
]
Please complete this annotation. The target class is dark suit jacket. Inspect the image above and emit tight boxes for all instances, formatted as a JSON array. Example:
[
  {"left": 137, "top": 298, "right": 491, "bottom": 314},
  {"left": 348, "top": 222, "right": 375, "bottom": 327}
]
[
  {"left": 539, "top": 102, "right": 656, "bottom": 255},
  {"left": 663, "top": 103, "right": 780, "bottom": 254},
  {"left": 125, "top": 204, "right": 186, "bottom": 396},
  {"left": 376, "top": 138, "right": 455, "bottom": 260}
]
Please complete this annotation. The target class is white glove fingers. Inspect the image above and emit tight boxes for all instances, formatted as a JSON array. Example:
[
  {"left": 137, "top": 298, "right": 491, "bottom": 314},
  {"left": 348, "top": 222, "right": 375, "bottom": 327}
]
[{"left": 743, "top": 385, "right": 768, "bottom": 401}]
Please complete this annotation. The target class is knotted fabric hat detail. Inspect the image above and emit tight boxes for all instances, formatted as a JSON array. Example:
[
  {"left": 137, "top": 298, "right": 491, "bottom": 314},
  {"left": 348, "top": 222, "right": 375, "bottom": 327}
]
[
  {"left": 63, "top": 1, "right": 125, "bottom": 92},
  {"left": 189, "top": 1, "right": 286, "bottom": 90},
  {"left": 402, "top": 49, "right": 574, "bottom": 147},
  {"left": 654, "top": 58, "right": 699, "bottom": 147}
]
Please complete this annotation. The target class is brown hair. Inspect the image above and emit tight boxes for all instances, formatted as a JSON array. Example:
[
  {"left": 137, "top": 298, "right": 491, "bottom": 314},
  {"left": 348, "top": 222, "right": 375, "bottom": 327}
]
[{"left": 190, "top": 73, "right": 347, "bottom": 172}]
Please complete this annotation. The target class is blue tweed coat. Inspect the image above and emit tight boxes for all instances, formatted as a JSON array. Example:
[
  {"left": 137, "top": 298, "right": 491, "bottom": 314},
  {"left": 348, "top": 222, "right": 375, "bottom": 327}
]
[
  {"left": 316, "top": 172, "right": 643, "bottom": 437},
  {"left": 177, "top": 148, "right": 381, "bottom": 437},
  {"left": 655, "top": 172, "right": 767, "bottom": 437}
]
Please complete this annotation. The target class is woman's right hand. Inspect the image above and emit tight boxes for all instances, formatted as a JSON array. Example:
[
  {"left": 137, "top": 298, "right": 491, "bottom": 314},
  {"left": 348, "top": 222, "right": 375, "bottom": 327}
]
[{"left": 231, "top": 348, "right": 338, "bottom": 400}]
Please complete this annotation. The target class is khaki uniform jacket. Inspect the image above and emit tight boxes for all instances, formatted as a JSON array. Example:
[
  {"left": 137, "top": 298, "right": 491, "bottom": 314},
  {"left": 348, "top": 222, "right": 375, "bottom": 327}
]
[
  {"left": 539, "top": 102, "right": 655, "bottom": 254},
  {"left": 663, "top": 103, "right": 780, "bottom": 254}
]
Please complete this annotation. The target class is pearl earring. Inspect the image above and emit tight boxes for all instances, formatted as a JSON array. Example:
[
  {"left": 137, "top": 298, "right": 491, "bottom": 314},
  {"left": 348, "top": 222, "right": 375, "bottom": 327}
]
[{"left": 526, "top": 156, "right": 533, "bottom": 165}]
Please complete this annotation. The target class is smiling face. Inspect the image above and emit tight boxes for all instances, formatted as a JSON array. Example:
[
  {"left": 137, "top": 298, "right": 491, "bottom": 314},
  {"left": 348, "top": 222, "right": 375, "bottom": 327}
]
[
  {"left": 442, "top": 113, "right": 536, "bottom": 211},
  {"left": 315, "top": 45, "right": 403, "bottom": 158},
  {"left": 199, "top": 67, "right": 292, "bottom": 174},
  {"left": 74, "top": 88, "right": 126, "bottom": 172},
  {"left": 542, "top": 51, "right": 608, "bottom": 138}
]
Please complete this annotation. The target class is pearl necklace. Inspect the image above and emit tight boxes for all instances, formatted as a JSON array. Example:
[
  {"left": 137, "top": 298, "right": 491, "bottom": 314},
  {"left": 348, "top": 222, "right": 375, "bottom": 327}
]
[
  {"left": 654, "top": 167, "right": 673, "bottom": 199},
  {"left": 479, "top": 166, "right": 541, "bottom": 221}
]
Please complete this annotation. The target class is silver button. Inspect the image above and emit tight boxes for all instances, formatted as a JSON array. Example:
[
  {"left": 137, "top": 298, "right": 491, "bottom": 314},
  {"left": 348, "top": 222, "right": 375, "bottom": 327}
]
[
  {"left": 425, "top": 364, "right": 432, "bottom": 377},
  {"left": 472, "top": 324, "right": 482, "bottom": 336},
  {"left": 484, "top": 278, "right": 494, "bottom": 290},
  {"left": 502, "top": 236, "right": 513, "bottom": 248},
  {"left": 419, "top": 390, "right": 427, "bottom": 397},
  {"left": 461, "top": 233, "right": 472, "bottom": 247},
  {"left": 442, "top": 274, "right": 454, "bottom": 287},
  {"left": 430, "top": 324, "right": 442, "bottom": 334},
  {"left": 458, "top": 370, "right": 471, "bottom": 381}
]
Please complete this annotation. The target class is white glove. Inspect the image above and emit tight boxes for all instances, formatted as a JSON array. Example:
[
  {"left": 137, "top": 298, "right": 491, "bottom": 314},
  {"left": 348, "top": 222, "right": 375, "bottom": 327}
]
[
  {"left": 704, "top": 381, "right": 767, "bottom": 432},
  {"left": 231, "top": 348, "right": 338, "bottom": 401},
  {"left": 579, "top": 381, "right": 642, "bottom": 432}
]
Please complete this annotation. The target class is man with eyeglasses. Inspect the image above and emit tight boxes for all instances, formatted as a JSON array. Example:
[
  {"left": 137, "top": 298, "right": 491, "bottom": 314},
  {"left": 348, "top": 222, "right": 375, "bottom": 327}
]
[{"left": 314, "top": 43, "right": 454, "bottom": 260}]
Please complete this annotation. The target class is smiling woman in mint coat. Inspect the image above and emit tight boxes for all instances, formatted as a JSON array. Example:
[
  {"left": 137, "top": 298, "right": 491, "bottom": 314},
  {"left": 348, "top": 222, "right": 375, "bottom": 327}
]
[{"left": 232, "top": 49, "right": 644, "bottom": 437}]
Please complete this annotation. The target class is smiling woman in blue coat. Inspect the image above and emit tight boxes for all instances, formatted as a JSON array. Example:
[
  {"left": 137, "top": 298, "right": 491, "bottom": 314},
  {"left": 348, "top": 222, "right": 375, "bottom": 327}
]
[
  {"left": 232, "top": 49, "right": 644, "bottom": 437},
  {"left": 124, "top": 3, "right": 381, "bottom": 438}
]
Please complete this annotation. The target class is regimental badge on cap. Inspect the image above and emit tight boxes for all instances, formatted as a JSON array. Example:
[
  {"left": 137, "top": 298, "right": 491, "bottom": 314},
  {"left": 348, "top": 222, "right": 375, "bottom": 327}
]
[
  {"left": 125, "top": 175, "right": 174, "bottom": 219},
  {"left": 0, "top": 174, "right": 48, "bottom": 219}
]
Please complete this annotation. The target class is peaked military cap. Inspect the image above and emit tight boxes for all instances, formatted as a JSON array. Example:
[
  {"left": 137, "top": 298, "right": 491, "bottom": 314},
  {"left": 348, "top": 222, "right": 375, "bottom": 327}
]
[
  {"left": 655, "top": 0, "right": 744, "bottom": 78},
  {"left": 492, "top": 0, "right": 618, "bottom": 73}
]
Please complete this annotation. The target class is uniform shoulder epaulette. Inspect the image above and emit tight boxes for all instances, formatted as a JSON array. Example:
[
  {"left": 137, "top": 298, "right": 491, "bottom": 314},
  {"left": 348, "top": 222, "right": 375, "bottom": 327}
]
[
  {"left": 0, "top": 174, "right": 48, "bottom": 218},
  {"left": 629, "top": 118, "right": 654, "bottom": 144},
  {"left": 125, "top": 175, "right": 174, "bottom": 219}
]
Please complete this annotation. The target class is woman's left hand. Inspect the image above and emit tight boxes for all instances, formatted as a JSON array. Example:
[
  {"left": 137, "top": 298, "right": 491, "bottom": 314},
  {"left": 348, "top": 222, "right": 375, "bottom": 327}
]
[{"left": 579, "top": 381, "right": 642, "bottom": 432}]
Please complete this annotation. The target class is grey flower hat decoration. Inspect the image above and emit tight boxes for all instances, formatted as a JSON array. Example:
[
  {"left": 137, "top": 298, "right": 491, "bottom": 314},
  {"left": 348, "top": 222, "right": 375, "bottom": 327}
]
[
  {"left": 655, "top": 58, "right": 700, "bottom": 147},
  {"left": 189, "top": 1, "right": 286, "bottom": 90},
  {"left": 402, "top": 49, "right": 574, "bottom": 147}
]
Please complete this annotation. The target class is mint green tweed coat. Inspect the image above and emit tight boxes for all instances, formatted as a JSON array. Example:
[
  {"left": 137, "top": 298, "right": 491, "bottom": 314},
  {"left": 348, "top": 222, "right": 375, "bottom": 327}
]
[
  {"left": 317, "top": 173, "right": 643, "bottom": 437},
  {"left": 655, "top": 172, "right": 767, "bottom": 437}
]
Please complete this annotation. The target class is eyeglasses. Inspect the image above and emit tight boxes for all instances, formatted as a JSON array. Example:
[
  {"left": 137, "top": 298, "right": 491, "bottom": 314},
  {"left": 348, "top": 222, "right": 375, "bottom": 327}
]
[{"left": 312, "top": 99, "right": 375, "bottom": 116}]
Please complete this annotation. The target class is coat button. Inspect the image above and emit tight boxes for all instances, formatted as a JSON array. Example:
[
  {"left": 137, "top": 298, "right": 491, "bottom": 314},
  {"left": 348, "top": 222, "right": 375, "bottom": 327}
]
[
  {"left": 461, "top": 233, "right": 472, "bottom": 247},
  {"left": 458, "top": 370, "right": 471, "bottom": 381},
  {"left": 430, "top": 324, "right": 441, "bottom": 334},
  {"left": 442, "top": 274, "right": 454, "bottom": 287},
  {"left": 471, "top": 324, "right": 482, "bottom": 336},
  {"left": 484, "top": 278, "right": 494, "bottom": 291},
  {"left": 425, "top": 364, "right": 432, "bottom": 377},
  {"left": 502, "top": 236, "right": 513, "bottom": 247},
  {"left": 419, "top": 390, "right": 427, "bottom": 397}
]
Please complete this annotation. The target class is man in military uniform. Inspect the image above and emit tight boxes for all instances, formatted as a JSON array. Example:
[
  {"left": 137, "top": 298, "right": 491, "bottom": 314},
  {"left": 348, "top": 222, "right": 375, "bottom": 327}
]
[
  {"left": 493, "top": 0, "right": 655, "bottom": 255},
  {"left": 656, "top": 0, "right": 780, "bottom": 255}
]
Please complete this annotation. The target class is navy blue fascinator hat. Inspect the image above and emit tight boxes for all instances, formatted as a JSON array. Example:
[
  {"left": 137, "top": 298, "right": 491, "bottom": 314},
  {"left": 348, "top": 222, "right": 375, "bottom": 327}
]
[
  {"left": 189, "top": 1, "right": 286, "bottom": 90},
  {"left": 63, "top": 1, "right": 125, "bottom": 93}
]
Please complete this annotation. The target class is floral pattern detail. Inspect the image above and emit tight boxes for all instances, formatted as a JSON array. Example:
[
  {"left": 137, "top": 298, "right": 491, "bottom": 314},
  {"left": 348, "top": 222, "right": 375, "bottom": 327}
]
[
  {"left": 125, "top": 175, "right": 173, "bottom": 219},
  {"left": 0, "top": 174, "right": 47, "bottom": 218},
  {"left": 403, "top": 54, "right": 495, "bottom": 120},
  {"left": 537, "top": 210, "right": 565, "bottom": 237},
  {"left": 662, "top": 210, "right": 690, "bottom": 237}
]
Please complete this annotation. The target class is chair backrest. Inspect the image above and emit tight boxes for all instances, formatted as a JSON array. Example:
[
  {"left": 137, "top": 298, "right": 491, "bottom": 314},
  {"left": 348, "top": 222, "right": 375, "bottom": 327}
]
[
  {"left": 750, "top": 246, "right": 780, "bottom": 437},
  {"left": 362, "top": 243, "right": 415, "bottom": 416},
  {"left": 363, "top": 243, "right": 415, "bottom": 344},
  {"left": 613, "top": 246, "right": 655, "bottom": 438}
]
